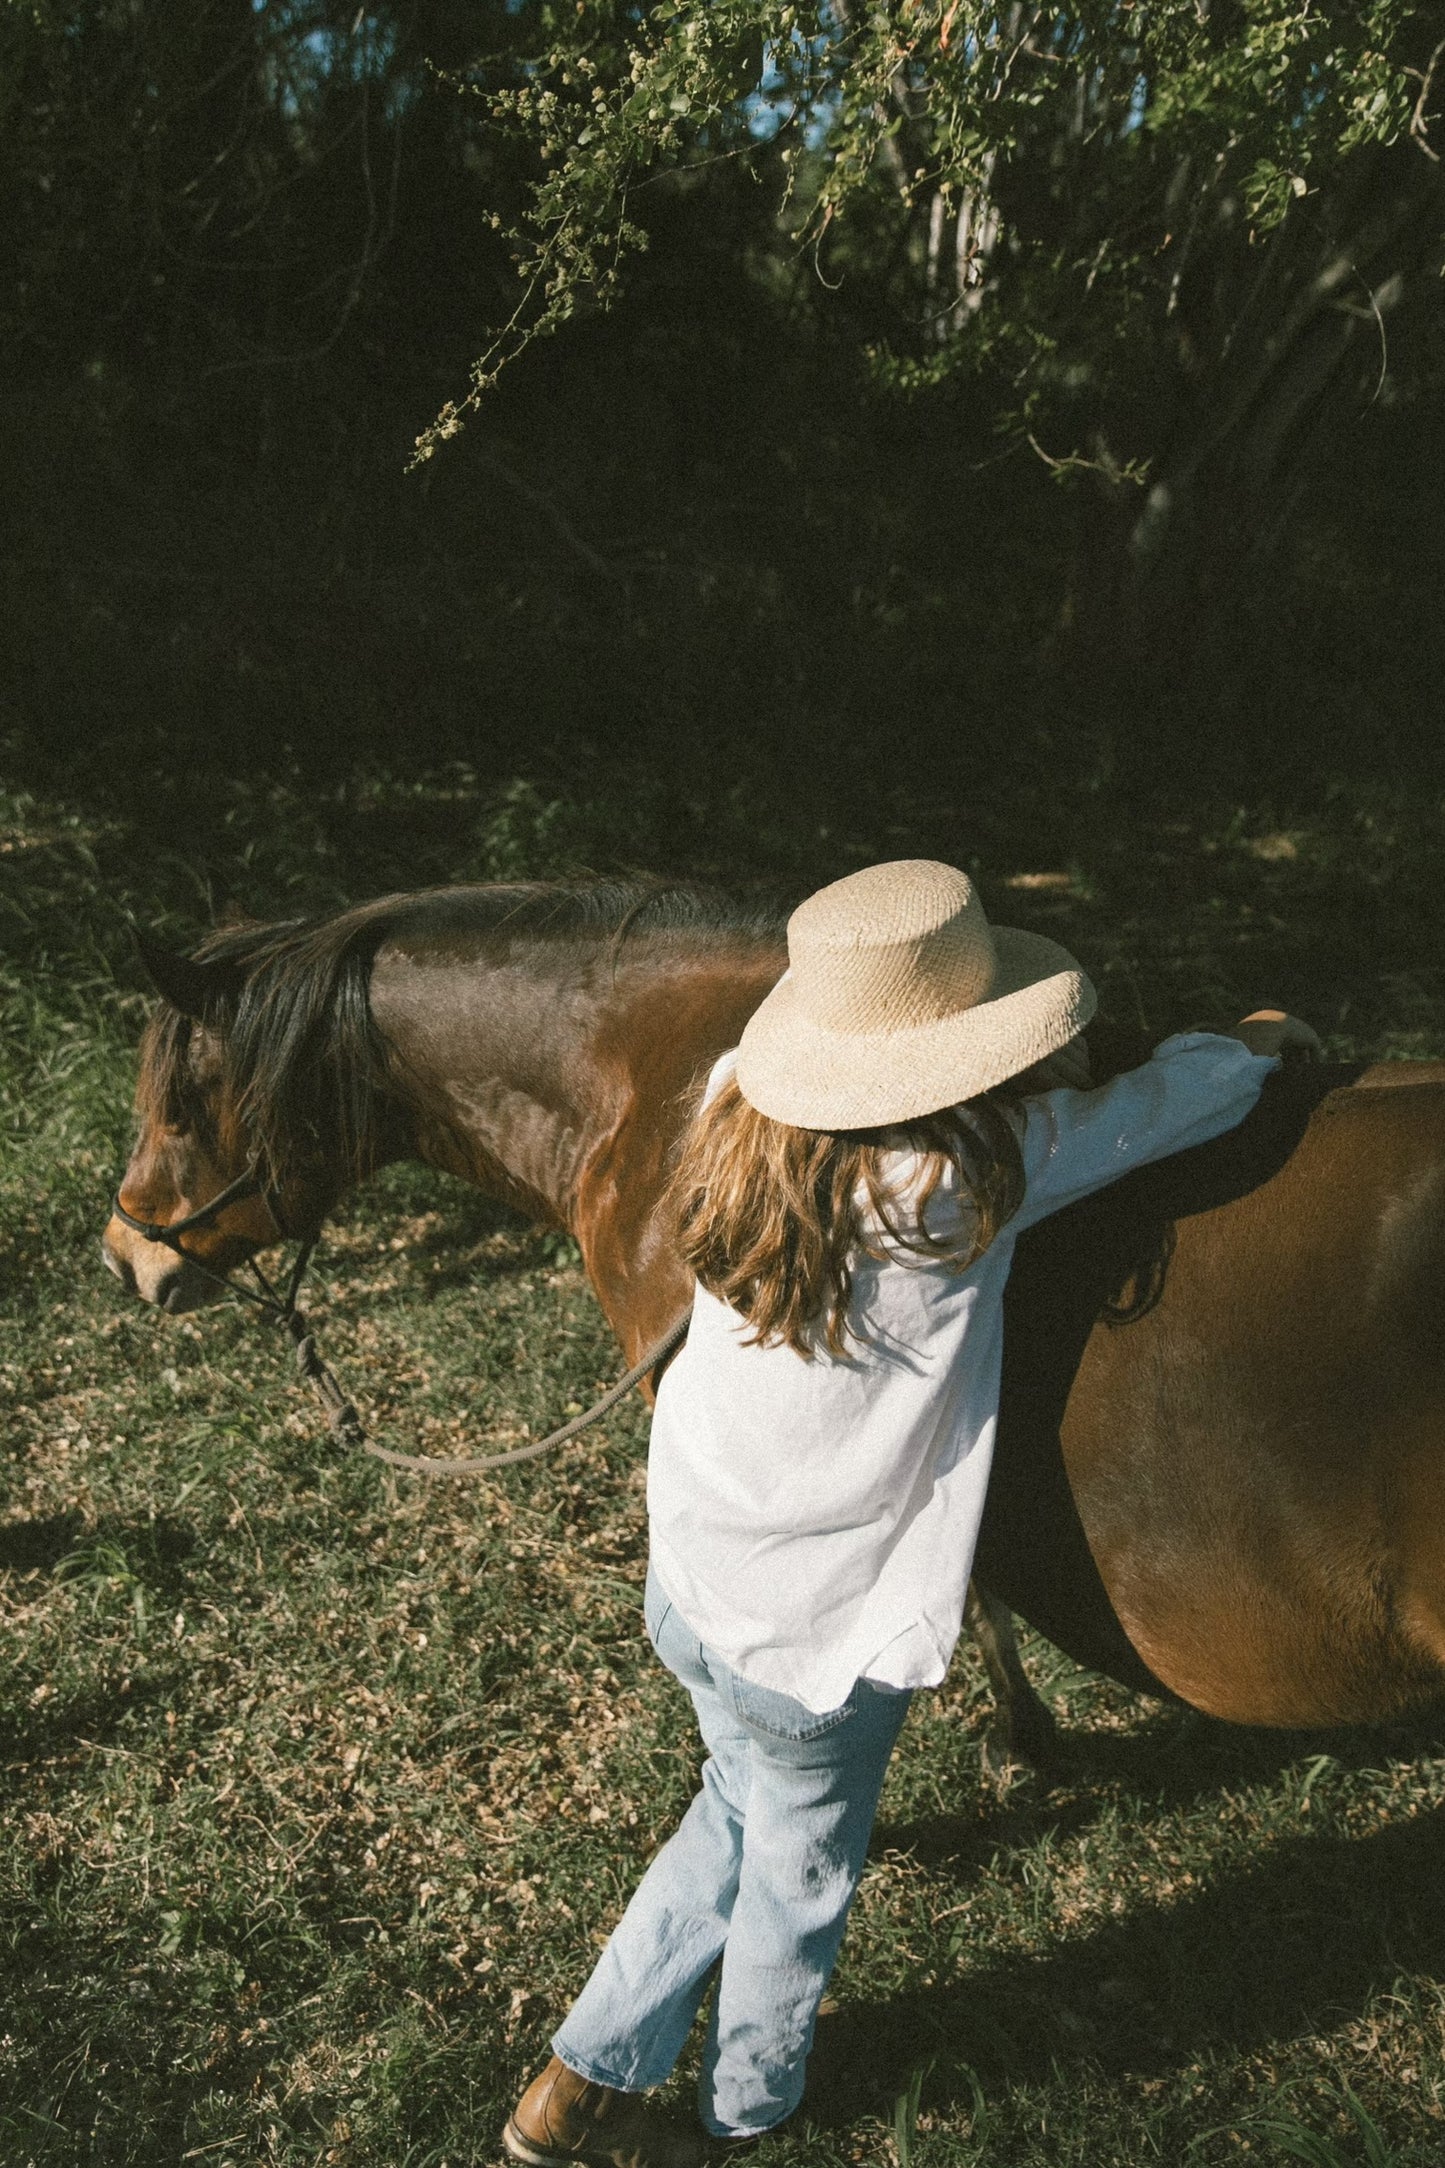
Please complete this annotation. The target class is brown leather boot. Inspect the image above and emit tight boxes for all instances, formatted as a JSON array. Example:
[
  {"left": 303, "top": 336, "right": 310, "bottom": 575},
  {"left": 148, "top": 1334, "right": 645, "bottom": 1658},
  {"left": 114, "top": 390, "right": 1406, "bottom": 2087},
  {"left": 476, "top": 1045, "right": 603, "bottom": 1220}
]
[{"left": 502, "top": 2056, "right": 707, "bottom": 2168}]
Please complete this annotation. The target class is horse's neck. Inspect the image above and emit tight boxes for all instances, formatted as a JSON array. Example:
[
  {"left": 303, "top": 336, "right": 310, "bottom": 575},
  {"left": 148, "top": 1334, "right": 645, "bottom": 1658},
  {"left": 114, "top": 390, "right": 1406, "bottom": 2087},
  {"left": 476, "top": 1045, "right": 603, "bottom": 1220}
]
[{"left": 368, "top": 941, "right": 617, "bottom": 1225}]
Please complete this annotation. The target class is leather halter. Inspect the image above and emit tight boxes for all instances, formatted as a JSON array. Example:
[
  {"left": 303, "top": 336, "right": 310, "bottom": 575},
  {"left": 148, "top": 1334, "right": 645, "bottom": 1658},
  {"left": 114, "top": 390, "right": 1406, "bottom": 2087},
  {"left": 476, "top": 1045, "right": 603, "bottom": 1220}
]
[
  {"left": 111, "top": 1160, "right": 314, "bottom": 1323},
  {"left": 112, "top": 1157, "right": 288, "bottom": 1252}
]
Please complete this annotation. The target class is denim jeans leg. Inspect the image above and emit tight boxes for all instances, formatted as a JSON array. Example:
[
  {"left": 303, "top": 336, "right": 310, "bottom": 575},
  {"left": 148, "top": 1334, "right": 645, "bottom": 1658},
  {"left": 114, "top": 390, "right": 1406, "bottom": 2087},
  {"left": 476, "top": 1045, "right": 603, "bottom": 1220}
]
[
  {"left": 553, "top": 1569, "right": 910, "bottom": 2125},
  {"left": 698, "top": 1679, "right": 912, "bottom": 2139},
  {"left": 551, "top": 1576, "right": 757, "bottom": 2091}
]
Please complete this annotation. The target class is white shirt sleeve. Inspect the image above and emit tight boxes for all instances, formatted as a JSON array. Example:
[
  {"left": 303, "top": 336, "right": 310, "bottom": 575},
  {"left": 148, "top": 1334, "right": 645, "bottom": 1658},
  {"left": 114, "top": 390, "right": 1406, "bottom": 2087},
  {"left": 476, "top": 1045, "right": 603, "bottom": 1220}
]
[
  {"left": 701, "top": 1048, "right": 739, "bottom": 1109},
  {"left": 1011, "top": 1031, "right": 1280, "bottom": 1233}
]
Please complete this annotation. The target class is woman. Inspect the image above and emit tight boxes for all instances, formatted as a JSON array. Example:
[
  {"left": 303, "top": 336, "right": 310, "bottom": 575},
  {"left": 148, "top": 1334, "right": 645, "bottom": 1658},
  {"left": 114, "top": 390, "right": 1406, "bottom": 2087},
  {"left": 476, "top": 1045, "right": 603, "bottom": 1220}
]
[{"left": 503, "top": 859, "right": 1317, "bottom": 2167}]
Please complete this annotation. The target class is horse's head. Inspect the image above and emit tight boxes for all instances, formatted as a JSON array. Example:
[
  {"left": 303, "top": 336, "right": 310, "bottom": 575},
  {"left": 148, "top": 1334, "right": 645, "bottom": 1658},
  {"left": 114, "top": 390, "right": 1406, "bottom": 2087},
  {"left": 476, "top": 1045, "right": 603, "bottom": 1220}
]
[{"left": 103, "top": 933, "right": 341, "bottom": 1311}]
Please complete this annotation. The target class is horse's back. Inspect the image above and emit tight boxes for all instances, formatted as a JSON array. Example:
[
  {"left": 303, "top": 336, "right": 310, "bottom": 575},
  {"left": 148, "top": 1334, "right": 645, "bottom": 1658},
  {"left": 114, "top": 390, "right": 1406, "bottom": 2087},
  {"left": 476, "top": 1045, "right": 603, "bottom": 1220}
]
[{"left": 984, "top": 1062, "right": 1445, "bottom": 1725}]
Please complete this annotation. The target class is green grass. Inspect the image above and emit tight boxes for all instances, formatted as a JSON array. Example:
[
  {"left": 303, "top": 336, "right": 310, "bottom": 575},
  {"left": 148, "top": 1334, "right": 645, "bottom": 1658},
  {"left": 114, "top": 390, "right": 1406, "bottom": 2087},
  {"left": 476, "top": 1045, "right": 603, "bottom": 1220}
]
[{"left": 5, "top": 776, "right": 1445, "bottom": 2165}]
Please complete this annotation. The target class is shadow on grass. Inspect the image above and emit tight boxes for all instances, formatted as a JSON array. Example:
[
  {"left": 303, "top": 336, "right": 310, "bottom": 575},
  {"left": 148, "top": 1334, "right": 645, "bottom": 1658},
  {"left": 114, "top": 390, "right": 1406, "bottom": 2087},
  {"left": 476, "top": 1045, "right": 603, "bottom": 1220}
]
[
  {"left": 0, "top": 1510, "right": 88, "bottom": 1574},
  {"left": 816, "top": 1800, "right": 1445, "bottom": 2128},
  {"left": 875, "top": 1700, "right": 1445, "bottom": 1870},
  {"left": 0, "top": 1665, "right": 173, "bottom": 1772},
  {"left": 0, "top": 1508, "right": 197, "bottom": 1589},
  {"left": 0, "top": 1512, "right": 199, "bottom": 1767}
]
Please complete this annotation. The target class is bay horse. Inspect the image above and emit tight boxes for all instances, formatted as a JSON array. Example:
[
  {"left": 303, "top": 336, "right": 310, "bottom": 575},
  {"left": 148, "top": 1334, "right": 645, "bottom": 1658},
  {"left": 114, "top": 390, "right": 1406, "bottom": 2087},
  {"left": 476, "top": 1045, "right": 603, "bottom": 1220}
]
[{"left": 103, "top": 881, "right": 1445, "bottom": 1741}]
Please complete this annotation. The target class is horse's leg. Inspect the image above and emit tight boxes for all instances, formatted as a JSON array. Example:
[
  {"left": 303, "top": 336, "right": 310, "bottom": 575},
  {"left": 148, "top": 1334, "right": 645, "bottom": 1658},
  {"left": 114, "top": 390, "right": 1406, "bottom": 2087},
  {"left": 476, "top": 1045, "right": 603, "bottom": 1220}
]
[{"left": 965, "top": 1581, "right": 1060, "bottom": 1782}]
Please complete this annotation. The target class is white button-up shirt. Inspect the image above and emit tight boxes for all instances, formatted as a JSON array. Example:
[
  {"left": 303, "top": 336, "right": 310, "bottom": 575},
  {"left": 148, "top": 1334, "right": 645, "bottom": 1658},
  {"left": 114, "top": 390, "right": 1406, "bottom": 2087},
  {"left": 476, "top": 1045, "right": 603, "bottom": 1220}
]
[{"left": 648, "top": 1033, "right": 1279, "bottom": 1713}]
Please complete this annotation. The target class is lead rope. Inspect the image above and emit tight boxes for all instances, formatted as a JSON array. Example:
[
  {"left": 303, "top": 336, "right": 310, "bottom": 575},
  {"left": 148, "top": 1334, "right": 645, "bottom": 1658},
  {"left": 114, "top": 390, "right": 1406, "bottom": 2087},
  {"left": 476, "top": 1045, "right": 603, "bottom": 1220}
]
[
  {"left": 238, "top": 1257, "right": 688, "bottom": 1477},
  {"left": 113, "top": 1177, "right": 690, "bottom": 1477},
  {"left": 331, "top": 1300, "right": 688, "bottom": 1474},
  {"left": 289, "top": 1300, "right": 690, "bottom": 1475}
]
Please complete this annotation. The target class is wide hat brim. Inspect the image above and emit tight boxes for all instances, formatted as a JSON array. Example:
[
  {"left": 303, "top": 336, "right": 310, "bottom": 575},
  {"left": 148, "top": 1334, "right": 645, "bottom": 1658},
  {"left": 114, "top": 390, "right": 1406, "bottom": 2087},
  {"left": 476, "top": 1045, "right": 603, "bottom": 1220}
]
[{"left": 735, "top": 926, "right": 1096, "bottom": 1130}]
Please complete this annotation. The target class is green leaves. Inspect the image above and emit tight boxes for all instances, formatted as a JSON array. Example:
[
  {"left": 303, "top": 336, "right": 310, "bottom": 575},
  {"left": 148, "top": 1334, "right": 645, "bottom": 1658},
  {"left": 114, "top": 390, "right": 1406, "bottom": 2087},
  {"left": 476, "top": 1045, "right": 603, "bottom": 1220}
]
[
  {"left": 413, "top": 0, "right": 775, "bottom": 464},
  {"left": 419, "top": 0, "right": 1429, "bottom": 496}
]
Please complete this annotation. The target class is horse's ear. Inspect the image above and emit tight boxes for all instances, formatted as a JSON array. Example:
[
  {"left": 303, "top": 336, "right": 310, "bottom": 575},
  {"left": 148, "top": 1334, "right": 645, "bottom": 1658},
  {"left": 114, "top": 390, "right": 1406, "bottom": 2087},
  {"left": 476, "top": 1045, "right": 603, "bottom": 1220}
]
[{"left": 134, "top": 930, "right": 242, "bottom": 1022}]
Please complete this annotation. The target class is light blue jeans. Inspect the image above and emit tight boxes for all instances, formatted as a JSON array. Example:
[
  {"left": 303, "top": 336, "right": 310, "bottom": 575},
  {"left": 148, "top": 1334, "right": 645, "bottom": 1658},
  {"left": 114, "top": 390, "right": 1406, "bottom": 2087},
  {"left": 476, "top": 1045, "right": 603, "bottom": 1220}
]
[{"left": 552, "top": 1564, "right": 913, "bottom": 2138}]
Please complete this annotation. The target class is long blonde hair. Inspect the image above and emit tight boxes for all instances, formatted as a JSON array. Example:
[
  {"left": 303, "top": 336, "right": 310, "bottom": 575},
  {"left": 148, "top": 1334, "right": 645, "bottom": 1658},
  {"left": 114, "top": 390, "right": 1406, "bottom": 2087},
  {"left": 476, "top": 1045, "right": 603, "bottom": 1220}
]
[{"left": 667, "top": 1073, "right": 1026, "bottom": 1358}]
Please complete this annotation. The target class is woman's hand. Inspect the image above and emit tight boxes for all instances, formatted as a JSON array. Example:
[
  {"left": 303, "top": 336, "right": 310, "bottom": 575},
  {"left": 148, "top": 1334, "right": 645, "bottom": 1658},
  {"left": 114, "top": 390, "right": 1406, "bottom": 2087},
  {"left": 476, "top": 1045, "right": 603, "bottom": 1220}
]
[{"left": 1230, "top": 1009, "right": 1324, "bottom": 1062}]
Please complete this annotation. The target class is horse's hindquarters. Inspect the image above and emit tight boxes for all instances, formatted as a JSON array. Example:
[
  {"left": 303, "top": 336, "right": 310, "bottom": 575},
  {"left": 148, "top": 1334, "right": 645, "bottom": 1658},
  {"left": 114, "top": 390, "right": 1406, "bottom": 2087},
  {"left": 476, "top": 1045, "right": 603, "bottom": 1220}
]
[{"left": 1057, "top": 1080, "right": 1445, "bottom": 1726}]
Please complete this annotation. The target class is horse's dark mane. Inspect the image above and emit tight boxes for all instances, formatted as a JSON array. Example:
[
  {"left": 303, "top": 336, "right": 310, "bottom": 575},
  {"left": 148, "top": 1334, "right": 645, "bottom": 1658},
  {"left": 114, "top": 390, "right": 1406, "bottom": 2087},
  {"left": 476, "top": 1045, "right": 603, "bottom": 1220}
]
[{"left": 136, "top": 879, "right": 787, "bottom": 1184}]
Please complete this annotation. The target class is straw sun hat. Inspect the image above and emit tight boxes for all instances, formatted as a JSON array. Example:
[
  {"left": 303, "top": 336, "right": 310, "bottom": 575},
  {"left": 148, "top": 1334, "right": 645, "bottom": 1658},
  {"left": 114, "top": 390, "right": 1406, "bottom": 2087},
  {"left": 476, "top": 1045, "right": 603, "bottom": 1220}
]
[{"left": 736, "top": 859, "right": 1096, "bottom": 1131}]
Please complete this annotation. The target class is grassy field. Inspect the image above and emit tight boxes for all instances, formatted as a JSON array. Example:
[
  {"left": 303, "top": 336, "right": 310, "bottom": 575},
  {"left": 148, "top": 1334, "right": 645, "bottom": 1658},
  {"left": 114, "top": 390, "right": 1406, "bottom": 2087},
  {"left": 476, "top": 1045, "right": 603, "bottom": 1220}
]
[{"left": 5, "top": 763, "right": 1445, "bottom": 2168}]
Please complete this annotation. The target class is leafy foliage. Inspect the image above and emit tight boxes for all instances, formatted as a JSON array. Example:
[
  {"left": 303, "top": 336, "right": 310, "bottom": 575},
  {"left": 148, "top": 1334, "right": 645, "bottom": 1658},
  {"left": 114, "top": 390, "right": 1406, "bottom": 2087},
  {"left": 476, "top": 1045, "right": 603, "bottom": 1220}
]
[
  {"left": 420, "top": 0, "right": 1442, "bottom": 512},
  {"left": 3, "top": 0, "right": 1440, "bottom": 705}
]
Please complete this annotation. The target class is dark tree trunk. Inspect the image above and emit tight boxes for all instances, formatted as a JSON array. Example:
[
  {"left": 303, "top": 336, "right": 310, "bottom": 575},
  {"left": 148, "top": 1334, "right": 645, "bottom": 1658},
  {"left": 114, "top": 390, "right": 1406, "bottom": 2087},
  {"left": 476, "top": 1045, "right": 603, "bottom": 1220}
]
[{"left": 1119, "top": 143, "right": 1445, "bottom": 680}]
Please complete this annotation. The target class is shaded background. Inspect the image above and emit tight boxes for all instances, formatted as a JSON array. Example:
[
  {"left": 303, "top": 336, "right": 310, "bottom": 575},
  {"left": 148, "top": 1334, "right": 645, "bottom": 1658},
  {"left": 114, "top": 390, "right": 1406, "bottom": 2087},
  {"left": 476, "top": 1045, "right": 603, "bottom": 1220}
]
[{"left": 3, "top": 1, "right": 1442, "bottom": 1031}]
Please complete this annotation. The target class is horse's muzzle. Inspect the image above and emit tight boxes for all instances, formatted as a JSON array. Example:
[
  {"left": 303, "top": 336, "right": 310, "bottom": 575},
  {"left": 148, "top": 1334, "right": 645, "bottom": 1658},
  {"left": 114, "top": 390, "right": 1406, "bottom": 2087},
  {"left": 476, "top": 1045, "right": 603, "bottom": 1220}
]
[{"left": 101, "top": 1223, "right": 224, "bottom": 1312}]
